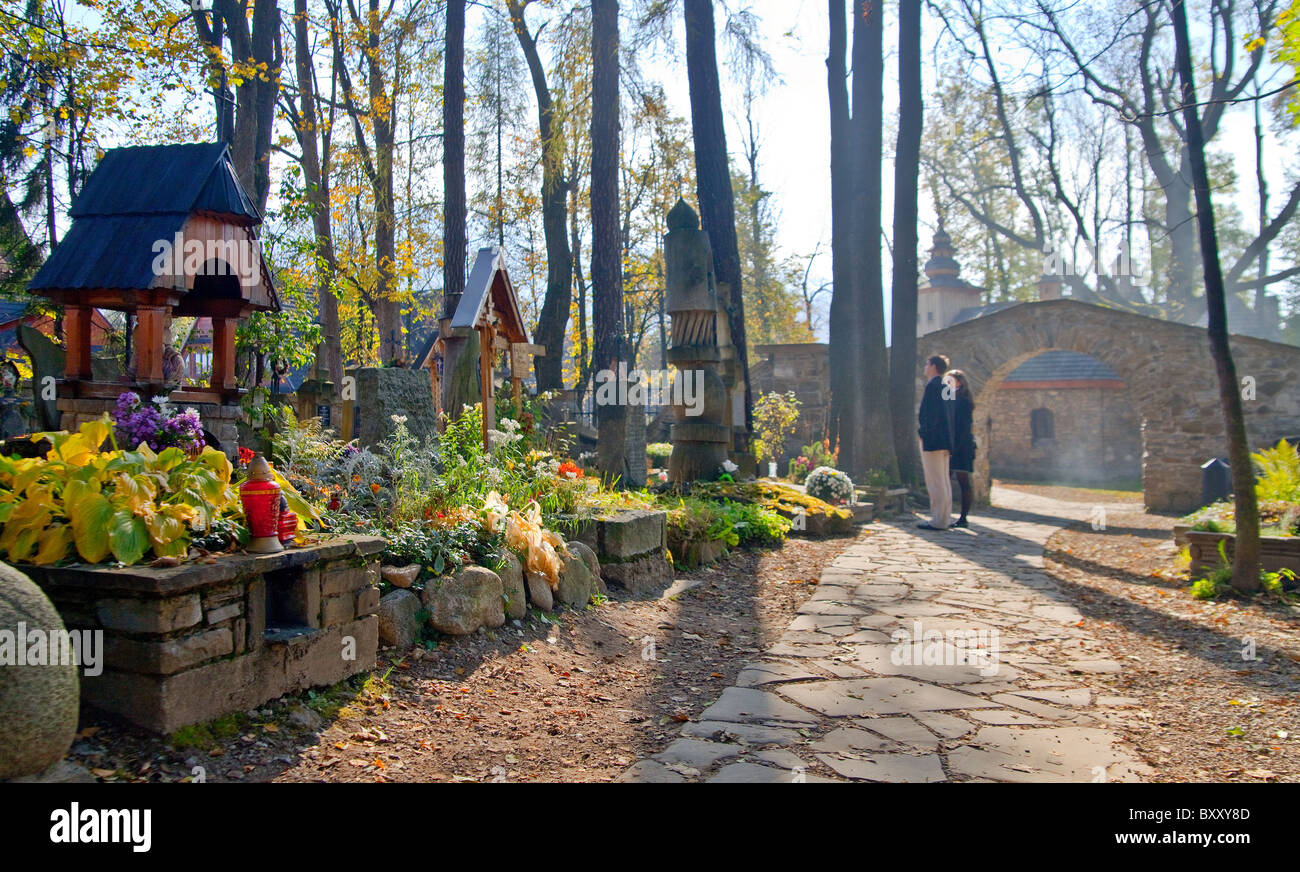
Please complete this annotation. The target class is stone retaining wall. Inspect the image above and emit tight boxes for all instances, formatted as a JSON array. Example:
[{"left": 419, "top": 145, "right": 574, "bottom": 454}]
[{"left": 21, "top": 536, "right": 384, "bottom": 733}]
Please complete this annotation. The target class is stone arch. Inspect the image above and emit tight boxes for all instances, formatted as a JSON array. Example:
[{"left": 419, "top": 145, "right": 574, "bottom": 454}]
[{"left": 919, "top": 299, "right": 1300, "bottom": 512}]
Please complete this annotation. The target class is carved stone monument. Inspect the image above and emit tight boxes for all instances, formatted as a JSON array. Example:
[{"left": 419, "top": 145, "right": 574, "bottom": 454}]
[{"left": 665, "top": 199, "right": 733, "bottom": 482}]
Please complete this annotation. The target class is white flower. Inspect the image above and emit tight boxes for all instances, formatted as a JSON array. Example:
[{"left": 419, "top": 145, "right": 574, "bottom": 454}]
[
  {"left": 390, "top": 414, "right": 408, "bottom": 425},
  {"left": 151, "top": 395, "right": 169, "bottom": 406},
  {"left": 722, "top": 459, "right": 738, "bottom": 473}
]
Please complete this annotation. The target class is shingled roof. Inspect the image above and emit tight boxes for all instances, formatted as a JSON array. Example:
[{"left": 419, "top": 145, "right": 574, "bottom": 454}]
[
  {"left": 27, "top": 143, "right": 270, "bottom": 301},
  {"left": 1003, "top": 350, "right": 1123, "bottom": 383}
]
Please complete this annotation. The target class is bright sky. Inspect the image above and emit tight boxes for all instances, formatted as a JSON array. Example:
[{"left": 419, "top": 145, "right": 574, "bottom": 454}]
[{"left": 640, "top": 1, "right": 1295, "bottom": 339}]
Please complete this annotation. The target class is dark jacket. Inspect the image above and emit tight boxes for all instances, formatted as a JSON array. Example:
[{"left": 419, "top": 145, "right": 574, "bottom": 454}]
[{"left": 918, "top": 375, "right": 953, "bottom": 452}]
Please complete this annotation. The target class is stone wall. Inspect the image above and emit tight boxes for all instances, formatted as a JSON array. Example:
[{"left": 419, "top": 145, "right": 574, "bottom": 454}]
[
  {"left": 353, "top": 366, "right": 439, "bottom": 448},
  {"left": 986, "top": 384, "right": 1142, "bottom": 485},
  {"left": 750, "top": 343, "right": 830, "bottom": 465},
  {"left": 58, "top": 396, "right": 243, "bottom": 461},
  {"left": 919, "top": 299, "right": 1300, "bottom": 512},
  {"left": 22, "top": 536, "right": 384, "bottom": 733}
]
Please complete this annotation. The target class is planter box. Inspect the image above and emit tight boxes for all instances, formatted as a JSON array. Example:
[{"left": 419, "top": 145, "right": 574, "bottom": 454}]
[
  {"left": 20, "top": 536, "right": 385, "bottom": 733},
  {"left": 1185, "top": 529, "right": 1300, "bottom": 582}
]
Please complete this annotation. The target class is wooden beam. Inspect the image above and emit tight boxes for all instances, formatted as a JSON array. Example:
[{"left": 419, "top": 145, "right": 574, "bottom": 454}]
[
  {"left": 210, "top": 317, "right": 238, "bottom": 391},
  {"left": 63, "top": 305, "right": 93, "bottom": 380},
  {"left": 135, "top": 306, "right": 167, "bottom": 384}
]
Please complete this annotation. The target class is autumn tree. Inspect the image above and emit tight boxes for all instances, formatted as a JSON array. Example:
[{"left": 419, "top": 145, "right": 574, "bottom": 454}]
[{"left": 1172, "top": 0, "right": 1261, "bottom": 591}]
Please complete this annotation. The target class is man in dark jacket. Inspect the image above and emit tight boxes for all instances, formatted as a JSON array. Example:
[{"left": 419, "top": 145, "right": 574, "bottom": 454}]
[{"left": 917, "top": 354, "right": 953, "bottom": 530}]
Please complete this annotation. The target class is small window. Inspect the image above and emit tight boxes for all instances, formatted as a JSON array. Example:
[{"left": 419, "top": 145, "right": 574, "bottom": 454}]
[
  {"left": 1030, "top": 408, "right": 1054, "bottom": 445},
  {"left": 927, "top": 311, "right": 935, "bottom": 323}
]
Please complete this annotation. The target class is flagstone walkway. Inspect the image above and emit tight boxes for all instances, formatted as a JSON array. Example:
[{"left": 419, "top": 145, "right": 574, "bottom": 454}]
[{"left": 618, "top": 487, "right": 1154, "bottom": 783}]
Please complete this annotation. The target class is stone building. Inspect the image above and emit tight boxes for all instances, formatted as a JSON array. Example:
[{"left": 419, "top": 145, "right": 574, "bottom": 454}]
[
  {"left": 914, "top": 231, "right": 1140, "bottom": 487},
  {"left": 984, "top": 350, "right": 1141, "bottom": 485}
]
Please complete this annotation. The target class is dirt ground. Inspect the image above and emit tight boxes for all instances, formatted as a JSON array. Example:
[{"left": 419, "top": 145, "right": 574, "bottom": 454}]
[
  {"left": 1033, "top": 493, "right": 1300, "bottom": 783},
  {"left": 66, "top": 530, "right": 864, "bottom": 783}
]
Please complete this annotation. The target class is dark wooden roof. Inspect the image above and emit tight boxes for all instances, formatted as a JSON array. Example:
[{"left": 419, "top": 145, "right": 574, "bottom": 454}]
[
  {"left": 451, "top": 247, "right": 530, "bottom": 344},
  {"left": 27, "top": 143, "right": 275, "bottom": 309},
  {"left": 71, "top": 143, "right": 259, "bottom": 221}
]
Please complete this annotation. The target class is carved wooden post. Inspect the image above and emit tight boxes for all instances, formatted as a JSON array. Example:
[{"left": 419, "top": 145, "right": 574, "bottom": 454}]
[
  {"left": 62, "top": 305, "right": 93, "bottom": 380},
  {"left": 210, "top": 317, "right": 238, "bottom": 391}
]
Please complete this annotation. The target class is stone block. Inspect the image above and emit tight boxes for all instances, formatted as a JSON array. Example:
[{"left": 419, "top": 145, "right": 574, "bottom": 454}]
[
  {"left": 206, "top": 602, "right": 242, "bottom": 624},
  {"left": 355, "top": 585, "right": 380, "bottom": 617},
  {"left": 96, "top": 594, "right": 202, "bottom": 634},
  {"left": 245, "top": 578, "right": 266, "bottom": 649},
  {"left": 595, "top": 509, "right": 667, "bottom": 559},
  {"left": 321, "top": 594, "right": 355, "bottom": 628},
  {"left": 105, "top": 628, "right": 234, "bottom": 675},
  {"left": 321, "top": 563, "right": 371, "bottom": 597},
  {"left": 600, "top": 553, "right": 674, "bottom": 597}
]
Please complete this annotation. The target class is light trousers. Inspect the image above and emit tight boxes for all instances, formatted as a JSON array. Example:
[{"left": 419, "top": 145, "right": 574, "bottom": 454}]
[{"left": 920, "top": 447, "right": 952, "bottom": 529}]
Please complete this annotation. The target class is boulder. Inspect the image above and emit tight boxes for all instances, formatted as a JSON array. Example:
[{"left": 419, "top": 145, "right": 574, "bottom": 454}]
[
  {"left": 380, "top": 564, "right": 421, "bottom": 589},
  {"left": 566, "top": 540, "right": 603, "bottom": 592},
  {"left": 525, "top": 571, "right": 554, "bottom": 612},
  {"left": 376, "top": 589, "right": 422, "bottom": 648},
  {"left": 421, "top": 566, "right": 505, "bottom": 635},
  {"left": 555, "top": 545, "right": 596, "bottom": 608},
  {"left": 498, "top": 552, "right": 527, "bottom": 620},
  {"left": 0, "top": 562, "right": 80, "bottom": 780}
]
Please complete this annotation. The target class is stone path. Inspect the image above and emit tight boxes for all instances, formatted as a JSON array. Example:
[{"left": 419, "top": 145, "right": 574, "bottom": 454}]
[{"left": 618, "top": 487, "right": 1154, "bottom": 783}]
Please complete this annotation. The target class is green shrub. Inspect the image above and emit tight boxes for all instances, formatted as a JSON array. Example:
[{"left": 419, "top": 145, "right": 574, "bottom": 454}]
[
  {"left": 646, "top": 443, "right": 673, "bottom": 462},
  {"left": 1253, "top": 439, "right": 1300, "bottom": 503}
]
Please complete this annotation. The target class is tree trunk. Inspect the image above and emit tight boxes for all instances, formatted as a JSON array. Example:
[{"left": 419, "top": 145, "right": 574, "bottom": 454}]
[
  {"left": 443, "top": 0, "right": 468, "bottom": 320},
  {"left": 292, "top": 0, "right": 342, "bottom": 419},
  {"left": 508, "top": 0, "right": 572, "bottom": 392},
  {"left": 826, "top": 0, "right": 855, "bottom": 464},
  {"left": 591, "top": 0, "right": 626, "bottom": 481},
  {"left": 889, "top": 0, "right": 922, "bottom": 486},
  {"left": 685, "top": 0, "right": 751, "bottom": 443},
  {"left": 442, "top": 0, "right": 471, "bottom": 414},
  {"left": 848, "top": 0, "right": 896, "bottom": 481},
  {"left": 1171, "top": 0, "right": 1259, "bottom": 593}
]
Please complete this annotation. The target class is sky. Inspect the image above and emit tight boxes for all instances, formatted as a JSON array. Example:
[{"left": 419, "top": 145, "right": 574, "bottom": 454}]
[{"left": 634, "top": 1, "right": 1296, "bottom": 340}]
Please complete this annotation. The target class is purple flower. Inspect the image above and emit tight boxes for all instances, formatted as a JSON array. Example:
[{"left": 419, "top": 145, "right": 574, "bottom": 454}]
[{"left": 111, "top": 391, "right": 205, "bottom": 452}]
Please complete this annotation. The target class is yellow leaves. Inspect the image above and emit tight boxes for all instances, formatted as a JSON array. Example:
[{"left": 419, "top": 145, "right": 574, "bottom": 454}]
[
  {"left": 34, "top": 524, "right": 74, "bottom": 566},
  {"left": 503, "top": 500, "right": 566, "bottom": 588}
]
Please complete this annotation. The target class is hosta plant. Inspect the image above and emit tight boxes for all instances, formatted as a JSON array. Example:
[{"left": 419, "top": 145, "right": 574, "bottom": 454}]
[{"left": 0, "top": 415, "right": 242, "bottom": 566}]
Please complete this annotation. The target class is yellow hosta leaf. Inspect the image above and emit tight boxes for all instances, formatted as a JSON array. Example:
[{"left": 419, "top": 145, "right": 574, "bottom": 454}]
[
  {"left": 70, "top": 492, "right": 114, "bottom": 564},
  {"left": 33, "top": 524, "right": 73, "bottom": 565},
  {"left": 144, "top": 509, "right": 186, "bottom": 550}
]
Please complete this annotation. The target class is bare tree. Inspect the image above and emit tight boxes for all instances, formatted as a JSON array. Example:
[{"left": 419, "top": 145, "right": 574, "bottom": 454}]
[{"left": 1171, "top": 0, "right": 1260, "bottom": 592}]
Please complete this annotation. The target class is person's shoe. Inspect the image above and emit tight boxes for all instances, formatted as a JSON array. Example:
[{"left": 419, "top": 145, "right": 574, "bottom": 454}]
[
  {"left": 952, "top": 517, "right": 969, "bottom": 528},
  {"left": 916, "top": 522, "right": 943, "bottom": 530}
]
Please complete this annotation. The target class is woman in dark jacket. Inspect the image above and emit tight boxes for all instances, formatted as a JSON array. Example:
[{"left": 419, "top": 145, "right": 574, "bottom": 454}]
[{"left": 947, "top": 369, "right": 976, "bottom": 528}]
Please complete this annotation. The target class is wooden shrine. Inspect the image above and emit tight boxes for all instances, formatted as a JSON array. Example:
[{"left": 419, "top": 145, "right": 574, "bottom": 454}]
[
  {"left": 26, "top": 143, "right": 278, "bottom": 417},
  {"left": 422, "top": 247, "right": 543, "bottom": 449}
]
